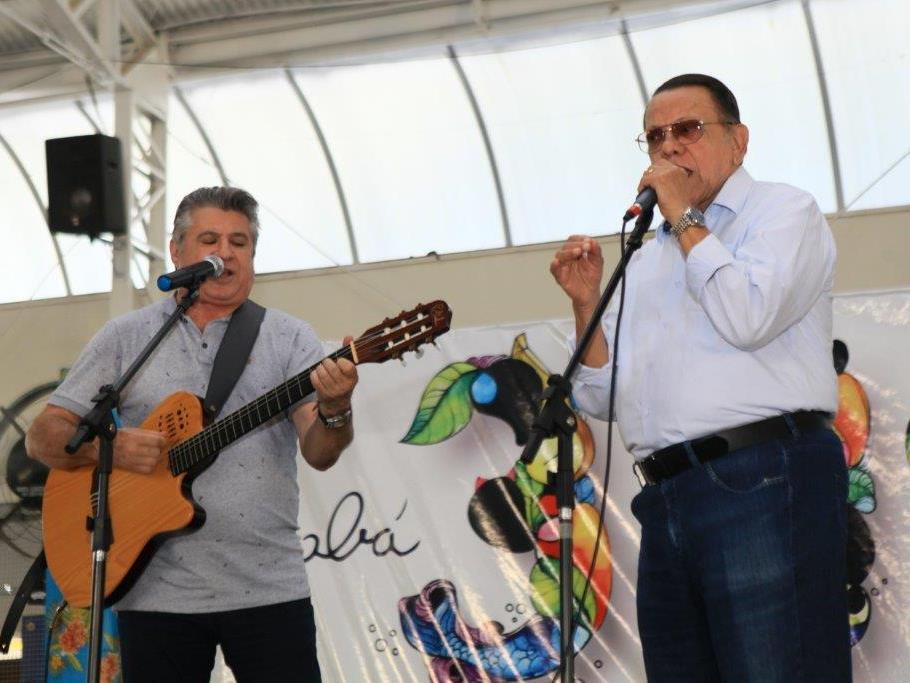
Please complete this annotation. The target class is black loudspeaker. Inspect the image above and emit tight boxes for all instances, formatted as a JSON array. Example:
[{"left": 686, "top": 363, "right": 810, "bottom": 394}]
[{"left": 45, "top": 134, "right": 127, "bottom": 237}]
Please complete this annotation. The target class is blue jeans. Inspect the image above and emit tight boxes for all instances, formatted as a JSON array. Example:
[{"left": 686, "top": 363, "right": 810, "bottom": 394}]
[{"left": 631, "top": 423, "right": 850, "bottom": 682}]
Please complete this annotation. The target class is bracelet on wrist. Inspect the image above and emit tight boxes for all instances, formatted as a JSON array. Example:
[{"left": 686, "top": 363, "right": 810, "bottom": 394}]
[{"left": 317, "top": 405, "right": 352, "bottom": 429}]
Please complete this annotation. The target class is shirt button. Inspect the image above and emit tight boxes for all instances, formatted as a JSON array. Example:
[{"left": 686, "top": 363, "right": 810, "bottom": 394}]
[{"left": 202, "top": 342, "right": 208, "bottom": 349}]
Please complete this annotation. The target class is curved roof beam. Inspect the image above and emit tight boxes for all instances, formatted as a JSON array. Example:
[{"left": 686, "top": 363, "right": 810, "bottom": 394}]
[
  {"left": 620, "top": 18, "right": 649, "bottom": 109},
  {"left": 447, "top": 44, "right": 512, "bottom": 247},
  {"left": 173, "top": 85, "right": 229, "bottom": 185},
  {"left": 284, "top": 68, "right": 359, "bottom": 264},
  {"left": 0, "top": 132, "right": 72, "bottom": 296},
  {"left": 801, "top": 0, "right": 844, "bottom": 212}
]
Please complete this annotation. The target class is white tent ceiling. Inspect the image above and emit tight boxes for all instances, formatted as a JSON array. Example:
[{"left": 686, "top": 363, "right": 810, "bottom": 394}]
[{"left": 0, "top": 0, "right": 907, "bottom": 307}]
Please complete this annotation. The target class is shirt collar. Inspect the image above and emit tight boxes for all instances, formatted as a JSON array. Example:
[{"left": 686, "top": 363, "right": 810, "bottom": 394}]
[
  {"left": 160, "top": 295, "right": 238, "bottom": 327},
  {"left": 711, "top": 165, "right": 752, "bottom": 215}
]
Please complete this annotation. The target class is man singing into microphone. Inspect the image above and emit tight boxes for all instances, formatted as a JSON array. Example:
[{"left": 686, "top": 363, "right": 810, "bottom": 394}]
[
  {"left": 26, "top": 187, "right": 355, "bottom": 681},
  {"left": 551, "top": 74, "right": 848, "bottom": 681}
]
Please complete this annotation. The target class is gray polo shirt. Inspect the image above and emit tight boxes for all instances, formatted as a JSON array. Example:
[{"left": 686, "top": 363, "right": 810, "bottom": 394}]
[{"left": 50, "top": 296, "right": 324, "bottom": 613}]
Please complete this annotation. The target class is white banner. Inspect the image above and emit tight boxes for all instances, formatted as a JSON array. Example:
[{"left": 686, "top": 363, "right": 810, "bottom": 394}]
[
  {"left": 299, "top": 289, "right": 910, "bottom": 682},
  {"left": 831, "top": 290, "right": 910, "bottom": 681}
]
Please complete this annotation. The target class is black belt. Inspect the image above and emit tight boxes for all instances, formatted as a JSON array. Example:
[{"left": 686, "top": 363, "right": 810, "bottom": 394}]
[{"left": 635, "top": 410, "right": 832, "bottom": 486}]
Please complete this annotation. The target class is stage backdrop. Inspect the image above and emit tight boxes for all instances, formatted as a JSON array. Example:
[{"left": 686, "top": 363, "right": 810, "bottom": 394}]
[{"left": 297, "top": 289, "right": 910, "bottom": 682}]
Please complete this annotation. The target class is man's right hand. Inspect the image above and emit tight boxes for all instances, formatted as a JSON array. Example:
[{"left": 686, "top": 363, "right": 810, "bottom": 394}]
[
  {"left": 27, "top": 405, "right": 167, "bottom": 473},
  {"left": 112, "top": 428, "right": 167, "bottom": 474},
  {"left": 550, "top": 235, "right": 604, "bottom": 310},
  {"left": 550, "top": 235, "right": 610, "bottom": 368}
]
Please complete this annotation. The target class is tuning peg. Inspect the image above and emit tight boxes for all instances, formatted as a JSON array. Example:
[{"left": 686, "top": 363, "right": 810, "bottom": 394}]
[
  {"left": 414, "top": 348, "right": 424, "bottom": 359},
  {"left": 399, "top": 357, "right": 407, "bottom": 367}
]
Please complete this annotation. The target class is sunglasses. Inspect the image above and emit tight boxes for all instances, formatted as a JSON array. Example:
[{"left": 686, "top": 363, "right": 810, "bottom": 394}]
[{"left": 636, "top": 119, "right": 736, "bottom": 153}]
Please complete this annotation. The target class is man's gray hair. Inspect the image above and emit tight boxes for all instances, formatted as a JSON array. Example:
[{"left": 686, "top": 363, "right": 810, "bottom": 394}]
[{"left": 172, "top": 186, "right": 260, "bottom": 250}]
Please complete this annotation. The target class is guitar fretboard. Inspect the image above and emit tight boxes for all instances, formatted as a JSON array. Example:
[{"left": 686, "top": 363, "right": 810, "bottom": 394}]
[{"left": 167, "top": 345, "right": 350, "bottom": 475}]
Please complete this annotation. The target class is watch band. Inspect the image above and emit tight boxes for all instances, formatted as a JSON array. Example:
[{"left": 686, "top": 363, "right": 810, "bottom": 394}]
[
  {"left": 670, "top": 207, "right": 705, "bottom": 238},
  {"left": 318, "top": 405, "right": 352, "bottom": 429}
]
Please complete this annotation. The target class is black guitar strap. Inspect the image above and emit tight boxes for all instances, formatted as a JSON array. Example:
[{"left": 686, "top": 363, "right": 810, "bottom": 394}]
[
  {"left": 203, "top": 299, "right": 266, "bottom": 421},
  {"left": 0, "top": 550, "right": 45, "bottom": 653},
  {"left": 0, "top": 299, "right": 266, "bottom": 653}
]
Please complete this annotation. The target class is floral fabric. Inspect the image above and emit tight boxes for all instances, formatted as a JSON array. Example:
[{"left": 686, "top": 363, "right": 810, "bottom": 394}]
[{"left": 44, "top": 571, "right": 120, "bottom": 682}]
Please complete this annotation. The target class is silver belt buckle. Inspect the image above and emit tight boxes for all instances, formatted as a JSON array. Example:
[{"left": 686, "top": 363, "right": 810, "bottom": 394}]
[{"left": 632, "top": 460, "right": 648, "bottom": 488}]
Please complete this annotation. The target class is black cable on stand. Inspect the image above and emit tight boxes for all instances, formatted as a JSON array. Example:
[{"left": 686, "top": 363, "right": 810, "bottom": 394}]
[
  {"left": 521, "top": 205, "right": 654, "bottom": 681},
  {"left": 64, "top": 288, "right": 200, "bottom": 683}
]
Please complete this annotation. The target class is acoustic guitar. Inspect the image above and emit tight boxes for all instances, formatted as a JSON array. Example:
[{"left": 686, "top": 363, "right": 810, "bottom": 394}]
[{"left": 42, "top": 300, "right": 452, "bottom": 607}]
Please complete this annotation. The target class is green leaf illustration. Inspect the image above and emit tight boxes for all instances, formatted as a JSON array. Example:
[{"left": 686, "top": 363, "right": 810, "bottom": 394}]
[
  {"left": 529, "top": 555, "right": 597, "bottom": 627},
  {"left": 514, "top": 461, "right": 546, "bottom": 529},
  {"left": 848, "top": 466, "right": 876, "bottom": 512},
  {"left": 401, "top": 362, "right": 478, "bottom": 445}
]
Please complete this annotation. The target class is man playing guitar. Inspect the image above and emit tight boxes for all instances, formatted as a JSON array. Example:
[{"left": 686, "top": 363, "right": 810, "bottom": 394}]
[{"left": 27, "top": 186, "right": 356, "bottom": 682}]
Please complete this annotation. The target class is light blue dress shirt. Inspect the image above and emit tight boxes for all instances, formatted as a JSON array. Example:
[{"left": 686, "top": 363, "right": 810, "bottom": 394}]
[{"left": 571, "top": 166, "right": 838, "bottom": 460}]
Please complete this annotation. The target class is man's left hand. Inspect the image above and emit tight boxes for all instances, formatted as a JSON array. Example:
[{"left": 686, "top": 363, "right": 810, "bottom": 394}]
[{"left": 310, "top": 335, "right": 359, "bottom": 416}]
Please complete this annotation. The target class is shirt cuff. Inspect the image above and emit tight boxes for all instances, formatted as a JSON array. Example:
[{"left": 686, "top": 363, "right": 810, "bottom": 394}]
[
  {"left": 685, "top": 232, "right": 734, "bottom": 301},
  {"left": 566, "top": 333, "right": 613, "bottom": 389},
  {"left": 565, "top": 330, "right": 615, "bottom": 420}
]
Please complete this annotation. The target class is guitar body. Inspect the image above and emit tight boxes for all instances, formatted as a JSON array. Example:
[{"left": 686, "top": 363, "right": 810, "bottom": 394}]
[{"left": 42, "top": 392, "right": 208, "bottom": 607}]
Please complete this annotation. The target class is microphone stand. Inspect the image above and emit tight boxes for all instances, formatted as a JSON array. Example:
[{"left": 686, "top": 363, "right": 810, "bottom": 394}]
[
  {"left": 65, "top": 287, "right": 200, "bottom": 683},
  {"left": 519, "top": 208, "right": 654, "bottom": 681}
]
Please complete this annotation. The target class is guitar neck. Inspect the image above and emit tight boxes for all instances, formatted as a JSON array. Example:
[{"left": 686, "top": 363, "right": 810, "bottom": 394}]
[
  {"left": 166, "top": 299, "right": 452, "bottom": 475},
  {"left": 168, "top": 345, "right": 353, "bottom": 475}
]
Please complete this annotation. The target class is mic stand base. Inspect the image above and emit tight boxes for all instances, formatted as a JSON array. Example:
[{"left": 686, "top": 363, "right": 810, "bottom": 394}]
[{"left": 555, "top": 423, "right": 576, "bottom": 682}]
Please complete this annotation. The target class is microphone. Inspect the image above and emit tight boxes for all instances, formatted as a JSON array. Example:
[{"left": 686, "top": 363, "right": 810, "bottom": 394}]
[
  {"left": 622, "top": 186, "right": 657, "bottom": 221},
  {"left": 157, "top": 255, "right": 224, "bottom": 292}
]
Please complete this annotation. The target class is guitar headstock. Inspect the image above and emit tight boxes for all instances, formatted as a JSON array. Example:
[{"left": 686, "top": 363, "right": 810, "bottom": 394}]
[{"left": 352, "top": 300, "right": 452, "bottom": 364}]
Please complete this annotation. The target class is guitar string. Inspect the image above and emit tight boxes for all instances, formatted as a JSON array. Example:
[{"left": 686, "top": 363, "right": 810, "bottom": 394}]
[
  {"left": 176, "top": 325, "right": 431, "bottom": 459},
  {"left": 169, "top": 342, "right": 405, "bottom": 471}
]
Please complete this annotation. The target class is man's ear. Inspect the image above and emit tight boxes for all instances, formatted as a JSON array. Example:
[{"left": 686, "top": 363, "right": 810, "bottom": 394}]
[
  {"left": 169, "top": 239, "right": 179, "bottom": 267},
  {"left": 731, "top": 123, "right": 749, "bottom": 165}
]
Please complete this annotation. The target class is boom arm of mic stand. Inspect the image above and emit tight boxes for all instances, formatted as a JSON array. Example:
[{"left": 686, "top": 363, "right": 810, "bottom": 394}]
[{"left": 519, "top": 208, "right": 653, "bottom": 465}]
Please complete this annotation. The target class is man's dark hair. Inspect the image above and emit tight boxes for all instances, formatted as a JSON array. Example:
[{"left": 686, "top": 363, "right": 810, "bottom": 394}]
[{"left": 651, "top": 74, "right": 740, "bottom": 124}]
